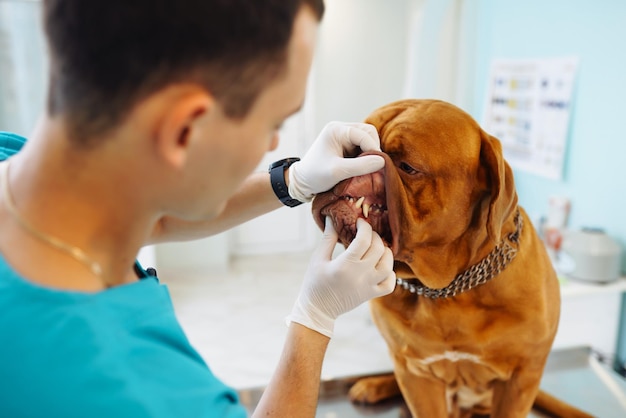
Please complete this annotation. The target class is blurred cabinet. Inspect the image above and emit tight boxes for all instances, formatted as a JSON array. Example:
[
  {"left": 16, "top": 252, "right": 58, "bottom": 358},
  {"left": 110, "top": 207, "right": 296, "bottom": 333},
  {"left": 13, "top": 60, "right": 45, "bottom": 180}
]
[{"left": 554, "top": 278, "right": 626, "bottom": 358}]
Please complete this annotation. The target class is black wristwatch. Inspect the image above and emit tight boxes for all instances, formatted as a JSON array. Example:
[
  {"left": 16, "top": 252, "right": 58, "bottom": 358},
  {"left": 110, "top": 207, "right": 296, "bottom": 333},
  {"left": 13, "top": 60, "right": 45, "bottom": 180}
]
[{"left": 268, "top": 158, "right": 303, "bottom": 207}]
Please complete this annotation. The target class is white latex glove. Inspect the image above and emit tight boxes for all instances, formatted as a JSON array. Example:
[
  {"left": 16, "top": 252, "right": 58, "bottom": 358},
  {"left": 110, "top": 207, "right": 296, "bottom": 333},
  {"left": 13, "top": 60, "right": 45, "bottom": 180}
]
[
  {"left": 288, "top": 122, "right": 385, "bottom": 203},
  {"left": 287, "top": 217, "right": 396, "bottom": 338}
]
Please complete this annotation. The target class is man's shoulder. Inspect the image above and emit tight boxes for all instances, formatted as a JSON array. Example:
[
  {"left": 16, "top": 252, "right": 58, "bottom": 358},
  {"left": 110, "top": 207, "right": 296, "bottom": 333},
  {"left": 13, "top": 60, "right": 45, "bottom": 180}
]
[{"left": 0, "top": 131, "right": 27, "bottom": 161}]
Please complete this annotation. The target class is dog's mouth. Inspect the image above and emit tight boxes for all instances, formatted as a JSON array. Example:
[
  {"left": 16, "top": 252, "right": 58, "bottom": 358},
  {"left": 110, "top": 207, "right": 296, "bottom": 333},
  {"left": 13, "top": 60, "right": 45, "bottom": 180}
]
[{"left": 312, "top": 168, "right": 393, "bottom": 251}]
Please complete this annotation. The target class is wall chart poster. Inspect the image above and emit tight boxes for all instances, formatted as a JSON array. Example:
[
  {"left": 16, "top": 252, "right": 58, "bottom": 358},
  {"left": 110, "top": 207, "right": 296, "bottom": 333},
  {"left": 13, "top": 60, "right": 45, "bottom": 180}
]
[{"left": 482, "top": 57, "right": 579, "bottom": 180}]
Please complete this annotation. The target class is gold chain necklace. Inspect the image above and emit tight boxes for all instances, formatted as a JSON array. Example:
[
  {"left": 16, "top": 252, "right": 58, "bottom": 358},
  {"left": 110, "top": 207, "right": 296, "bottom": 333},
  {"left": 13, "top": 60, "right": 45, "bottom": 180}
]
[{"left": 0, "top": 160, "right": 105, "bottom": 279}]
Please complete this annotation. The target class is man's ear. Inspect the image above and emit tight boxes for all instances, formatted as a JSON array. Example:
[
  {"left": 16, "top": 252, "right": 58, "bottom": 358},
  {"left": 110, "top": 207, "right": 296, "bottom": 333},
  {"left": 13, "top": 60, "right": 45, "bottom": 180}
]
[{"left": 154, "top": 87, "right": 213, "bottom": 169}]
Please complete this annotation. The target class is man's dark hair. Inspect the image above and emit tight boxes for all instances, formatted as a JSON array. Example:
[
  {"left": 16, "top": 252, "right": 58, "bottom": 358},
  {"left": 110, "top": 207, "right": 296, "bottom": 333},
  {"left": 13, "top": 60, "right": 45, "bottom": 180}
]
[{"left": 43, "top": 0, "right": 324, "bottom": 145}]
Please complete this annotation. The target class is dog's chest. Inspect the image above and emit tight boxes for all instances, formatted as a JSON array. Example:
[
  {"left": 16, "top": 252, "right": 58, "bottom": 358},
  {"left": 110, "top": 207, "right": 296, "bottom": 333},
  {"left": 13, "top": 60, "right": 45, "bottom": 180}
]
[
  {"left": 406, "top": 351, "right": 501, "bottom": 412},
  {"left": 405, "top": 350, "right": 501, "bottom": 381}
]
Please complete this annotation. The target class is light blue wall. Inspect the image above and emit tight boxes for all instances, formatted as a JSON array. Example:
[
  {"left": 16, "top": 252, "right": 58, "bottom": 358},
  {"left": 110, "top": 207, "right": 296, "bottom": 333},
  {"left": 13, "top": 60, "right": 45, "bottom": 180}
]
[{"left": 468, "top": 0, "right": 626, "bottom": 273}]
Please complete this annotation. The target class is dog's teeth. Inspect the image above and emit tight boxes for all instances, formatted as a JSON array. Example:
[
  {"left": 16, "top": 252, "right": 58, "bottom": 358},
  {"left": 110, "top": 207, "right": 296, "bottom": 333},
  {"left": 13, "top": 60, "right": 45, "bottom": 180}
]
[
  {"left": 368, "top": 204, "right": 382, "bottom": 214},
  {"left": 363, "top": 203, "right": 370, "bottom": 218},
  {"left": 355, "top": 196, "right": 365, "bottom": 209}
]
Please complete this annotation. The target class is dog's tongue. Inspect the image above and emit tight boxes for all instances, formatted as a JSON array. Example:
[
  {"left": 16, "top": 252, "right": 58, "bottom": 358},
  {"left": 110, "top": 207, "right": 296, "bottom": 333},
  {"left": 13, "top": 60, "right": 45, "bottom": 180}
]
[{"left": 312, "top": 152, "right": 397, "bottom": 253}]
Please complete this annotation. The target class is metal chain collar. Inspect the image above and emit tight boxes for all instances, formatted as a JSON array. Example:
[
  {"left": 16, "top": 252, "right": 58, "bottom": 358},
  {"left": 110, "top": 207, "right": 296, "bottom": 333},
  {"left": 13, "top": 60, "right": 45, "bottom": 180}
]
[{"left": 396, "top": 208, "right": 523, "bottom": 299}]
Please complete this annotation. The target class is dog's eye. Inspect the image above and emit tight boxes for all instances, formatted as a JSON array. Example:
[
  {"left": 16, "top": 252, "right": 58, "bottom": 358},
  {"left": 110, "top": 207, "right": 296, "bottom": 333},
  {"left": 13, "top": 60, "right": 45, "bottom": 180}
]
[{"left": 400, "top": 162, "right": 418, "bottom": 175}]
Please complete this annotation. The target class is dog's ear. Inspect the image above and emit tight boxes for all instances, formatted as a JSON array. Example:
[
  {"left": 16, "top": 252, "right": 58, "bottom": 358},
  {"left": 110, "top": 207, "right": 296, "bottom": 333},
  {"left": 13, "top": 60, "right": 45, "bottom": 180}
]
[{"left": 479, "top": 130, "right": 518, "bottom": 242}]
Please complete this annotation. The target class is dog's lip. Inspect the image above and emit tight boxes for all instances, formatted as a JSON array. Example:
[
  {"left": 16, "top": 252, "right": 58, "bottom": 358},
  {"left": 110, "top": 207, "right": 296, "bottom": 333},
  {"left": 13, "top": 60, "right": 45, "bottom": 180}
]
[{"left": 312, "top": 153, "right": 398, "bottom": 255}]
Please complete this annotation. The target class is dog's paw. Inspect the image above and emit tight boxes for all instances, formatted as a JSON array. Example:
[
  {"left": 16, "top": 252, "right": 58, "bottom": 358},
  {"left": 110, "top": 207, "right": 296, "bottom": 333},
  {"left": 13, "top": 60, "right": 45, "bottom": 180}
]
[{"left": 348, "top": 374, "right": 401, "bottom": 404}]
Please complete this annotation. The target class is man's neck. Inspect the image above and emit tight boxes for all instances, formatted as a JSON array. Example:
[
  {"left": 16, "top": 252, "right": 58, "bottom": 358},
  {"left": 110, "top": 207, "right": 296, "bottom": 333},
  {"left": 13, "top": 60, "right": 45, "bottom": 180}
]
[{"left": 0, "top": 119, "right": 159, "bottom": 291}]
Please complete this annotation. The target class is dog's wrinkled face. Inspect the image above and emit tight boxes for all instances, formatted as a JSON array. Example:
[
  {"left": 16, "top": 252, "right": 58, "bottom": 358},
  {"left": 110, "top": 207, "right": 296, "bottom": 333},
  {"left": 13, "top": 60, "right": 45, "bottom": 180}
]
[{"left": 312, "top": 99, "right": 517, "bottom": 285}]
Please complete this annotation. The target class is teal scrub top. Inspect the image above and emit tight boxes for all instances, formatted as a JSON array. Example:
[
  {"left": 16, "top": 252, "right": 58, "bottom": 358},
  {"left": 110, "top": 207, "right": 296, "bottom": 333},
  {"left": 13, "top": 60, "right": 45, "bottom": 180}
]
[{"left": 0, "top": 132, "right": 248, "bottom": 418}]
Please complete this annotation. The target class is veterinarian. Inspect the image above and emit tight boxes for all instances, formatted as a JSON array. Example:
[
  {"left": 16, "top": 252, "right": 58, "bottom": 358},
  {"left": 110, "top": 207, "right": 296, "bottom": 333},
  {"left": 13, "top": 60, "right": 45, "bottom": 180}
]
[{"left": 0, "top": 1, "right": 396, "bottom": 417}]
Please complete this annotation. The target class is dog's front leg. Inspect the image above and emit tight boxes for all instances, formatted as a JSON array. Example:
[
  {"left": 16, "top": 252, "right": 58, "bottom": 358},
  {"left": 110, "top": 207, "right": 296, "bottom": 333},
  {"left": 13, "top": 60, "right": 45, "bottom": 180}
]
[
  {"left": 395, "top": 367, "right": 450, "bottom": 418},
  {"left": 490, "top": 367, "right": 543, "bottom": 418}
]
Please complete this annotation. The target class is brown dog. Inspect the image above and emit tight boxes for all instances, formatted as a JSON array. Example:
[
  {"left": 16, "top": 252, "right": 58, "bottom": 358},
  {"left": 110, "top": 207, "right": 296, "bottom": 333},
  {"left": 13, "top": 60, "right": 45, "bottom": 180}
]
[{"left": 312, "top": 100, "right": 592, "bottom": 417}]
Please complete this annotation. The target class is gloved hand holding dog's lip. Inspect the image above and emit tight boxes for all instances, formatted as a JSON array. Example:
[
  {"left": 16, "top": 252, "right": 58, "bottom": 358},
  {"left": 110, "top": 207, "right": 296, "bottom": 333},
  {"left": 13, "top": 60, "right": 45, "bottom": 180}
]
[
  {"left": 287, "top": 217, "right": 396, "bottom": 338},
  {"left": 288, "top": 122, "right": 386, "bottom": 203}
]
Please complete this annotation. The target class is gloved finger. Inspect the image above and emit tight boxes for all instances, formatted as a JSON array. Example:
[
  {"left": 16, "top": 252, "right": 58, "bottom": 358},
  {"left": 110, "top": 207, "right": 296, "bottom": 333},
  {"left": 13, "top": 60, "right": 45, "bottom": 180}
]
[
  {"left": 360, "top": 229, "right": 386, "bottom": 265},
  {"left": 351, "top": 123, "right": 382, "bottom": 152},
  {"left": 333, "top": 155, "right": 385, "bottom": 182},
  {"left": 337, "top": 123, "right": 381, "bottom": 154},
  {"left": 343, "top": 218, "right": 373, "bottom": 260},
  {"left": 375, "top": 270, "right": 397, "bottom": 296},
  {"left": 375, "top": 247, "right": 395, "bottom": 276},
  {"left": 315, "top": 216, "right": 339, "bottom": 261}
]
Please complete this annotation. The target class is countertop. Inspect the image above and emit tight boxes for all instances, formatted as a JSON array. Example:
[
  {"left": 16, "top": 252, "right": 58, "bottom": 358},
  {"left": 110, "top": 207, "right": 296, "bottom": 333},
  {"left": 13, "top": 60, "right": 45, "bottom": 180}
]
[{"left": 238, "top": 346, "right": 626, "bottom": 417}]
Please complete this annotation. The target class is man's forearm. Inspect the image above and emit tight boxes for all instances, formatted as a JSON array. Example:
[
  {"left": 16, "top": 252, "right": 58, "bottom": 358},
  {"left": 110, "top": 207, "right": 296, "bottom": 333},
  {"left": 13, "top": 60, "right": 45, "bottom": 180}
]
[
  {"left": 252, "top": 323, "right": 329, "bottom": 417},
  {"left": 149, "top": 171, "right": 286, "bottom": 243}
]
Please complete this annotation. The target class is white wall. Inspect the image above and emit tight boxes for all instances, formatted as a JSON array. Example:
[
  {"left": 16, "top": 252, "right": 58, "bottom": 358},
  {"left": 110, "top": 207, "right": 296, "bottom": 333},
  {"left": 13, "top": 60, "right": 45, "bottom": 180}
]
[
  {"left": 0, "top": 0, "right": 48, "bottom": 136},
  {"left": 313, "top": 0, "right": 477, "bottom": 126},
  {"left": 154, "top": 234, "right": 230, "bottom": 276},
  {"left": 313, "top": 0, "right": 413, "bottom": 130}
]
